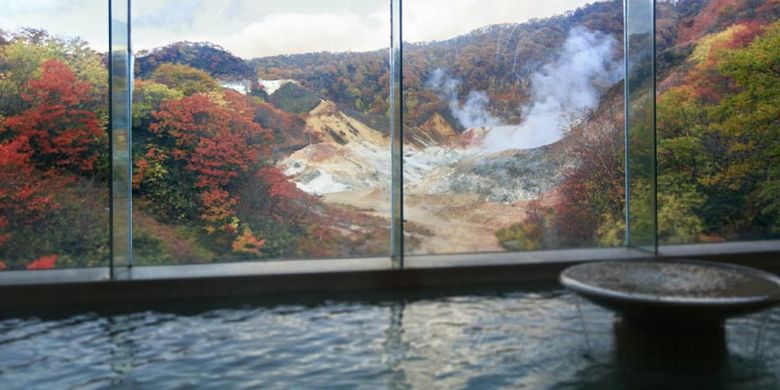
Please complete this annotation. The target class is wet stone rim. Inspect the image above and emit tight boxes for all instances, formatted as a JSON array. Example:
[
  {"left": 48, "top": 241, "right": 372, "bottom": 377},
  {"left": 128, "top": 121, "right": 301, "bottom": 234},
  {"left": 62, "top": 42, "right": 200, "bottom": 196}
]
[{"left": 560, "top": 259, "right": 780, "bottom": 305}]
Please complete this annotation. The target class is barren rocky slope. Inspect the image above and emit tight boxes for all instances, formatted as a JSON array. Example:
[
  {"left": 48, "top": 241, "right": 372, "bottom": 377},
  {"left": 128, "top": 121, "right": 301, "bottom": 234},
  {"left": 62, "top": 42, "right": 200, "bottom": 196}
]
[{"left": 277, "top": 101, "right": 574, "bottom": 253}]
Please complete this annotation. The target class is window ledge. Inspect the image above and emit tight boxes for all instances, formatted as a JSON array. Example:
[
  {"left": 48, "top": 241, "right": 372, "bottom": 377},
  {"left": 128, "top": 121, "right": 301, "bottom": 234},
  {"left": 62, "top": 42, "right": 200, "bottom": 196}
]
[
  {"left": 659, "top": 240, "right": 780, "bottom": 258},
  {"left": 405, "top": 247, "right": 650, "bottom": 269},
  {"left": 0, "top": 241, "right": 777, "bottom": 310}
]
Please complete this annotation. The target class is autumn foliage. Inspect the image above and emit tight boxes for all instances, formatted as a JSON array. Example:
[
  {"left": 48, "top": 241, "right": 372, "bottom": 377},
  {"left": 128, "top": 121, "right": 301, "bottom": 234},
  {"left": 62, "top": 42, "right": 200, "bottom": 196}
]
[
  {"left": 498, "top": 13, "right": 780, "bottom": 249},
  {"left": 147, "top": 92, "right": 270, "bottom": 231},
  {"left": 496, "top": 104, "right": 626, "bottom": 250},
  {"left": 1, "top": 51, "right": 106, "bottom": 269},
  {"left": 0, "top": 136, "right": 62, "bottom": 223},
  {"left": 132, "top": 85, "right": 323, "bottom": 259},
  {"left": 5, "top": 0, "right": 778, "bottom": 270},
  {"left": 26, "top": 255, "right": 57, "bottom": 270},
  {"left": 4, "top": 60, "right": 104, "bottom": 175}
]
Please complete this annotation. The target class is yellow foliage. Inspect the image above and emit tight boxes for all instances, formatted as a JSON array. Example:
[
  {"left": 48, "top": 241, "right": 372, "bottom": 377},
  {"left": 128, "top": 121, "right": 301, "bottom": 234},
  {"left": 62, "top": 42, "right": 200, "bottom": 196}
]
[
  {"left": 232, "top": 227, "right": 266, "bottom": 255},
  {"left": 691, "top": 24, "right": 748, "bottom": 64}
]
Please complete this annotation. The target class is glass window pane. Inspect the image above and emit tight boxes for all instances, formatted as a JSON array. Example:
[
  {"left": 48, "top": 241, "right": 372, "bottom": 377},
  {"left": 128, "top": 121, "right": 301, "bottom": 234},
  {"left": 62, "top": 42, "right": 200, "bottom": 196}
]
[
  {"left": 130, "top": 1, "right": 391, "bottom": 265},
  {"left": 402, "top": 0, "right": 626, "bottom": 255},
  {"left": 111, "top": 0, "right": 132, "bottom": 271},
  {"left": 625, "top": 0, "right": 656, "bottom": 251},
  {"left": 656, "top": 0, "right": 780, "bottom": 245},
  {"left": 0, "top": 1, "right": 110, "bottom": 270}
]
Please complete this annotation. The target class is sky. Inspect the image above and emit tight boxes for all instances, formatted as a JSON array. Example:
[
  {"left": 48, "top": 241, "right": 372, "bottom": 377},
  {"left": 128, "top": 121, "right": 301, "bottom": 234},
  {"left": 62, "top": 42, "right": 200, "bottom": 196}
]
[{"left": 0, "top": 0, "right": 593, "bottom": 58}]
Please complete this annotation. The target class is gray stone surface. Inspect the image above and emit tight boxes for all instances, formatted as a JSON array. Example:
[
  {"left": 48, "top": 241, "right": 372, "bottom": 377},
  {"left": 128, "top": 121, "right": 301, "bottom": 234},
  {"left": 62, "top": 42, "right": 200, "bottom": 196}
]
[{"left": 562, "top": 260, "right": 780, "bottom": 300}]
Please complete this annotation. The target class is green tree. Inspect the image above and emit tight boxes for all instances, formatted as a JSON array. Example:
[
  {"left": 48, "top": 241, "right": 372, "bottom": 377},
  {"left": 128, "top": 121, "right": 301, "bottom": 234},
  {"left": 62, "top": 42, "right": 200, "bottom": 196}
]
[
  {"left": 712, "top": 22, "right": 780, "bottom": 234},
  {"left": 150, "top": 63, "right": 219, "bottom": 96},
  {"left": 657, "top": 21, "right": 780, "bottom": 240},
  {"left": 0, "top": 30, "right": 107, "bottom": 117},
  {"left": 132, "top": 79, "right": 184, "bottom": 128}
]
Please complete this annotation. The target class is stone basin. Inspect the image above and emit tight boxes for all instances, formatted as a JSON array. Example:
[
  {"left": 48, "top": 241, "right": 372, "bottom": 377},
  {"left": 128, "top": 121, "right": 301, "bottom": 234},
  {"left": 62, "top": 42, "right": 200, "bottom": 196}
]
[{"left": 560, "top": 259, "right": 780, "bottom": 323}]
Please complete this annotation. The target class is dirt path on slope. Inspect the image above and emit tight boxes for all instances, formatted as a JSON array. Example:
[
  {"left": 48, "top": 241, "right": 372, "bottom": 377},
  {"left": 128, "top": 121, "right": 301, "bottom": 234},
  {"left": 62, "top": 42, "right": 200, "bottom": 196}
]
[{"left": 324, "top": 190, "right": 528, "bottom": 254}]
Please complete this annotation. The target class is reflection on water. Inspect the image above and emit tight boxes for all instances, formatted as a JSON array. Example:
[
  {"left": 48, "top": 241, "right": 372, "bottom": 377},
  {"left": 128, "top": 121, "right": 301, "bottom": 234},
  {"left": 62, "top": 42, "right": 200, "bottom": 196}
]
[{"left": 0, "top": 289, "right": 778, "bottom": 389}]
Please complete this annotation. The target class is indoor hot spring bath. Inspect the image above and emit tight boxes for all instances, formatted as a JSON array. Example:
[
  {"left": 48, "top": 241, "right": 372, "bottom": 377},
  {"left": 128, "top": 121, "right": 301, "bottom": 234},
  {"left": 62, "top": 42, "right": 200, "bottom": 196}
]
[{"left": 1, "top": 286, "right": 779, "bottom": 389}]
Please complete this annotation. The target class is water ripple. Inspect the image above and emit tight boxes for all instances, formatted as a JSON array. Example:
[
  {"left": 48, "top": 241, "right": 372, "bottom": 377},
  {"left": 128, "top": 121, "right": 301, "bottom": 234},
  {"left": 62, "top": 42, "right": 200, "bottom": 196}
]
[{"left": 0, "top": 288, "right": 778, "bottom": 389}]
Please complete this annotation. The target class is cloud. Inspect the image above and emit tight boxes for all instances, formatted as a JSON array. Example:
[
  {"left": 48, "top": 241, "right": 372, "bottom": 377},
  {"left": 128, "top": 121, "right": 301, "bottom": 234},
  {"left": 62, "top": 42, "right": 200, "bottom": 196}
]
[
  {"left": 227, "top": 11, "right": 389, "bottom": 58},
  {"left": 0, "top": 0, "right": 593, "bottom": 57},
  {"left": 0, "top": 0, "right": 70, "bottom": 12},
  {"left": 403, "top": 0, "right": 592, "bottom": 42},
  {"left": 0, "top": 0, "right": 107, "bottom": 51},
  {"left": 133, "top": 0, "right": 203, "bottom": 29},
  {"left": 130, "top": 0, "right": 592, "bottom": 57}
]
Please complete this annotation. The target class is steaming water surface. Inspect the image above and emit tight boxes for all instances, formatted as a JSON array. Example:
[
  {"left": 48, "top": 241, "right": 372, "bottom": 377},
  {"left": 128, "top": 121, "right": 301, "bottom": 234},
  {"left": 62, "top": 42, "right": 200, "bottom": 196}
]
[{"left": 1, "top": 288, "right": 778, "bottom": 389}]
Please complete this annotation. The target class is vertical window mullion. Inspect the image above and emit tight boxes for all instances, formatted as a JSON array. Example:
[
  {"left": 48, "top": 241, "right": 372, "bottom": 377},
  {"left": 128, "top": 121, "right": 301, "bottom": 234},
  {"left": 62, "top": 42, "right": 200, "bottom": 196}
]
[
  {"left": 390, "top": 0, "right": 405, "bottom": 268},
  {"left": 624, "top": 0, "right": 657, "bottom": 254},
  {"left": 109, "top": 0, "right": 133, "bottom": 278}
]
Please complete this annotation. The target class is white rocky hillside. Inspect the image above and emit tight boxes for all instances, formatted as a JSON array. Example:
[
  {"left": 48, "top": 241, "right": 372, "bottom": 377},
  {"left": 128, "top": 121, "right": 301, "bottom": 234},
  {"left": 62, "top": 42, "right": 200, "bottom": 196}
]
[{"left": 278, "top": 101, "right": 573, "bottom": 201}]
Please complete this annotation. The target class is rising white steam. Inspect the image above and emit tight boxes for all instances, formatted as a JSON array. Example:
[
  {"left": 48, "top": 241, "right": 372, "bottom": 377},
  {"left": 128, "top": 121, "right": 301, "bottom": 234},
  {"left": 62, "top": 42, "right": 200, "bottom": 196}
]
[
  {"left": 428, "top": 27, "right": 623, "bottom": 153},
  {"left": 425, "top": 68, "right": 504, "bottom": 128}
]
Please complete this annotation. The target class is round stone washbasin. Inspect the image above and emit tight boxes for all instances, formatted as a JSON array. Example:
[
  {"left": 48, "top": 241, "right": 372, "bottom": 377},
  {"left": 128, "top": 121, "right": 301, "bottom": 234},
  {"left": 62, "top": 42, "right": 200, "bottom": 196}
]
[{"left": 560, "top": 259, "right": 780, "bottom": 323}]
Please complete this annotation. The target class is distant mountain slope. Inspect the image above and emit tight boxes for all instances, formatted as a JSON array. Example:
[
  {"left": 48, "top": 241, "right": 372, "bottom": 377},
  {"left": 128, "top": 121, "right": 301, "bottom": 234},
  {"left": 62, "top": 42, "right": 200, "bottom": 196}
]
[
  {"left": 250, "top": 0, "right": 623, "bottom": 131},
  {"left": 674, "top": 0, "right": 780, "bottom": 44},
  {"left": 135, "top": 41, "right": 253, "bottom": 79},
  {"left": 656, "top": 0, "right": 780, "bottom": 86},
  {"left": 130, "top": 0, "right": 779, "bottom": 253}
]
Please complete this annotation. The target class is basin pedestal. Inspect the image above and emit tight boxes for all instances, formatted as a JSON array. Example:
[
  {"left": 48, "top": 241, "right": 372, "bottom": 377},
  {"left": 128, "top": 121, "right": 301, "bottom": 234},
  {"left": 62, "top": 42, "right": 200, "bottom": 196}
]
[{"left": 562, "top": 259, "right": 780, "bottom": 366}]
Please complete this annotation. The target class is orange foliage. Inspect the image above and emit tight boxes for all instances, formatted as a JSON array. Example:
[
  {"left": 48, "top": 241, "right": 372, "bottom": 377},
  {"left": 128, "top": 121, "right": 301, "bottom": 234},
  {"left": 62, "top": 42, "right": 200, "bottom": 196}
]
[
  {"left": 552, "top": 109, "right": 625, "bottom": 246},
  {"left": 132, "top": 158, "right": 149, "bottom": 189},
  {"left": 4, "top": 60, "right": 104, "bottom": 174},
  {"left": 722, "top": 21, "right": 766, "bottom": 49},
  {"left": 677, "top": 0, "right": 744, "bottom": 44},
  {"left": 0, "top": 217, "right": 8, "bottom": 247},
  {"left": 257, "top": 167, "right": 302, "bottom": 200},
  {"left": 553, "top": 176, "right": 598, "bottom": 245},
  {"left": 0, "top": 135, "right": 62, "bottom": 224},
  {"left": 0, "top": 60, "right": 94, "bottom": 270},
  {"left": 132, "top": 147, "right": 167, "bottom": 189},
  {"left": 686, "top": 22, "right": 766, "bottom": 103},
  {"left": 149, "top": 91, "right": 273, "bottom": 232},
  {"left": 26, "top": 255, "right": 57, "bottom": 270},
  {"left": 231, "top": 228, "right": 266, "bottom": 255}
]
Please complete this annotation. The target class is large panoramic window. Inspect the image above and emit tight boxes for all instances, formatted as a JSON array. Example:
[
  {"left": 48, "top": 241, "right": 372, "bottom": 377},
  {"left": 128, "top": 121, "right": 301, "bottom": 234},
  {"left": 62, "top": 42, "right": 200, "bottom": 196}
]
[
  {"left": 0, "top": 0, "right": 110, "bottom": 270},
  {"left": 655, "top": 0, "right": 780, "bottom": 245},
  {"left": 402, "top": 0, "right": 626, "bottom": 255},
  {"left": 1, "top": 0, "right": 777, "bottom": 277},
  {"left": 130, "top": 0, "right": 391, "bottom": 265}
]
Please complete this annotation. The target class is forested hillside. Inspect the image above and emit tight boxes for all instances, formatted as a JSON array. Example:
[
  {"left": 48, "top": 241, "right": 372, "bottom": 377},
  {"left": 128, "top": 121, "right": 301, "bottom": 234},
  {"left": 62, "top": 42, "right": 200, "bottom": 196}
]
[
  {"left": 655, "top": 0, "right": 780, "bottom": 243},
  {"left": 2, "top": 0, "right": 778, "bottom": 269},
  {"left": 499, "top": 0, "right": 780, "bottom": 249},
  {"left": 0, "top": 30, "right": 109, "bottom": 269},
  {"left": 248, "top": 0, "right": 624, "bottom": 133}
]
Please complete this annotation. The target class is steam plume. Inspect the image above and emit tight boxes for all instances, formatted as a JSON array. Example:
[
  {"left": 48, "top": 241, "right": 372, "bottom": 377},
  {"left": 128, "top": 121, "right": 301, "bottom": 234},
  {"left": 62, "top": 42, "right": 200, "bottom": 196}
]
[
  {"left": 427, "top": 27, "right": 623, "bottom": 153},
  {"left": 425, "top": 68, "right": 503, "bottom": 128}
]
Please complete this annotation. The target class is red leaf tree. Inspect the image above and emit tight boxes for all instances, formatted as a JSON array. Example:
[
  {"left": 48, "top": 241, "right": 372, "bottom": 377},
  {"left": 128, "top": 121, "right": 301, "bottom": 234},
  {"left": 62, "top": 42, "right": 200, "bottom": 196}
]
[
  {"left": 0, "top": 131, "right": 68, "bottom": 269},
  {"left": 4, "top": 59, "right": 105, "bottom": 175},
  {"left": 0, "top": 136, "right": 60, "bottom": 221},
  {"left": 147, "top": 91, "right": 274, "bottom": 233}
]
